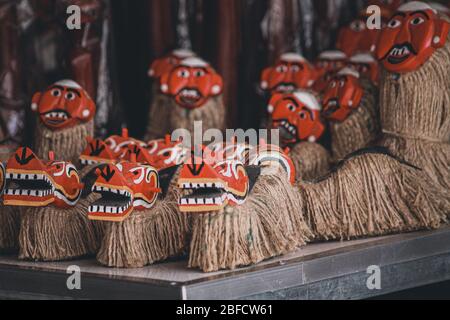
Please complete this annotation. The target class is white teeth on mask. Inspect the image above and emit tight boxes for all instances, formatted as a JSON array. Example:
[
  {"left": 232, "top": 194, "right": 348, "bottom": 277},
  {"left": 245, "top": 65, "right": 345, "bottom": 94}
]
[
  {"left": 45, "top": 112, "right": 68, "bottom": 119},
  {"left": 390, "top": 46, "right": 410, "bottom": 57},
  {"left": 181, "top": 89, "right": 199, "bottom": 98}
]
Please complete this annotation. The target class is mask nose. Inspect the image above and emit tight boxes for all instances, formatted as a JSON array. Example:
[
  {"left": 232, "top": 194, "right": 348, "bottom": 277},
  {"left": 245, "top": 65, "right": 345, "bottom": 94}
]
[
  {"left": 396, "top": 21, "right": 411, "bottom": 45},
  {"left": 55, "top": 94, "right": 67, "bottom": 110}
]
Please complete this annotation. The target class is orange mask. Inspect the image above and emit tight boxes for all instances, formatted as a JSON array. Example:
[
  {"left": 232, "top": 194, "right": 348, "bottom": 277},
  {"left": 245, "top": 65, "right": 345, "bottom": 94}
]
[
  {"left": 313, "top": 51, "right": 348, "bottom": 92},
  {"left": 88, "top": 159, "right": 161, "bottom": 222},
  {"left": 322, "top": 68, "right": 364, "bottom": 122},
  {"left": 31, "top": 80, "right": 96, "bottom": 130},
  {"left": 376, "top": 2, "right": 450, "bottom": 73},
  {"left": 3, "top": 148, "right": 83, "bottom": 208},
  {"left": 260, "top": 53, "right": 316, "bottom": 93},
  {"left": 268, "top": 91, "right": 325, "bottom": 145},
  {"left": 348, "top": 53, "right": 380, "bottom": 84},
  {"left": 148, "top": 49, "right": 195, "bottom": 79},
  {"left": 160, "top": 57, "right": 223, "bottom": 109}
]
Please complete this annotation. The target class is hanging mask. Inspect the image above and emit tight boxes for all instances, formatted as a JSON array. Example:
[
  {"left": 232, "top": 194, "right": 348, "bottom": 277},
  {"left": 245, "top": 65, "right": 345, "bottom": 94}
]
[
  {"left": 148, "top": 49, "right": 195, "bottom": 79},
  {"left": 260, "top": 53, "right": 317, "bottom": 93},
  {"left": 88, "top": 160, "right": 161, "bottom": 222},
  {"left": 323, "top": 68, "right": 364, "bottom": 122},
  {"left": 159, "top": 57, "right": 223, "bottom": 109},
  {"left": 31, "top": 80, "right": 96, "bottom": 130},
  {"left": 3, "top": 148, "right": 83, "bottom": 208},
  {"left": 268, "top": 91, "right": 325, "bottom": 145},
  {"left": 348, "top": 53, "right": 380, "bottom": 84},
  {"left": 377, "top": 1, "right": 450, "bottom": 73}
]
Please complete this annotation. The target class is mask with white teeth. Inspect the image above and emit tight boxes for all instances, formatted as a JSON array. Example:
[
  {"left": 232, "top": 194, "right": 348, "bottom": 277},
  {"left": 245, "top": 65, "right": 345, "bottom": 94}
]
[{"left": 3, "top": 147, "right": 83, "bottom": 208}]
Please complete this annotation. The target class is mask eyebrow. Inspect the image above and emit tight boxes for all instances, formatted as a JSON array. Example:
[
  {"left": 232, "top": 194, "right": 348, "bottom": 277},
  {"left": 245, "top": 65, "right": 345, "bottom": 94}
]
[
  {"left": 48, "top": 85, "right": 65, "bottom": 91},
  {"left": 67, "top": 88, "right": 81, "bottom": 97},
  {"left": 300, "top": 106, "right": 314, "bottom": 120},
  {"left": 410, "top": 11, "right": 430, "bottom": 19},
  {"left": 285, "top": 98, "right": 299, "bottom": 108},
  {"left": 390, "top": 12, "right": 406, "bottom": 19}
]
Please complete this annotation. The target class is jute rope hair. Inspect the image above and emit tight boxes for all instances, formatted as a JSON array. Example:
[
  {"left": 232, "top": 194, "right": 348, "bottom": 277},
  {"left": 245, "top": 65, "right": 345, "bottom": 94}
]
[
  {"left": 96, "top": 169, "right": 190, "bottom": 268},
  {"left": 0, "top": 206, "right": 21, "bottom": 252},
  {"left": 34, "top": 120, "right": 94, "bottom": 166},
  {"left": 297, "top": 149, "right": 448, "bottom": 240},
  {"left": 379, "top": 29, "right": 450, "bottom": 194},
  {"left": 188, "top": 169, "right": 312, "bottom": 272},
  {"left": 289, "top": 142, "right": 330, "bottom": 181},
  {"left": 330, "top": 80, "right": 381, "bottom": 162}
]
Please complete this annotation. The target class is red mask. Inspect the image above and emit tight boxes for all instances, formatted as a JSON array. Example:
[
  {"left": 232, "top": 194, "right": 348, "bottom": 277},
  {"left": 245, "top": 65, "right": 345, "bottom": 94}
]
[
  {"left": 32, "top": 80, "right": 96, "bottom": 130},
  {"left": 377, "top": 2, "right": 450, "bottom": 73},
  {"left": 348, "top": 53, "right": 380, "bottom": 84},
  {"left": 268, "top": 91, "right": 325, "bottom": 145},
  {"left": 260, "top": 53, "right": 317, "bottom": 93},
  {"left": 88, "top": 160, "right": 161, "bottom": 222},
  {"left": 160, "top": 57, "right": 223, "bottom": 109},
  {"left": 148, "top": 49, "right": 195, "bottom": 78},
  {"left": 178, "top": 153, "right": 249, "bottom": 213},
  {"left": 322, "top": 69, "right": 364, "bottom": 122},
  {"left": 3, "top": 148, "right": 83, "bottom": 208}
]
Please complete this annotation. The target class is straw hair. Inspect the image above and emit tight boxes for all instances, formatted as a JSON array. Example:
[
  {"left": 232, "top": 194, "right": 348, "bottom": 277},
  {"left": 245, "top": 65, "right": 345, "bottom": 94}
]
[
  {"left": 289, "top": 142, "right": 330, "bottom": 181},
  {"left": 330, "top": 81, "right": 380, "bottom": 161},
  {"left": 379, "top": 29, "right": 450, "bottom": 194},
  {"left": 96, "top": 168, "right": 190, "bottom": 268},
  {"left": 297, "top": 149, "right": 448, "bottom": 240},
  {"left": 18, "top": 193, "right": 102, "bottom": 261},
  {"left": 0, "top": 206, "right": 21, "bottom": 252},
  {"left": 188, "top": 169, "right": 312, "bottom": 272},
  {"left": 34, "top": 120, "right": 94, "bottom": 165}
]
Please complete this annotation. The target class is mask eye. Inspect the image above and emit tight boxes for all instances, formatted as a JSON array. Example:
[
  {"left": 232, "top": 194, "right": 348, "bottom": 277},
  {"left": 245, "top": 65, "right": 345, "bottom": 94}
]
[
  {"left": 410, "top": 17, "right": 424, "bottom": 26},
  {"left": 387, "top": 19, "right": 401, "bottom": 28},
  {"left": 339, "top": 80, "right": 345, "bottom": 88},
  {"left": 178, "top": 69, "right": 190, "bottom": 78},
  {"left": 298, "top": 111, "right": 307, "bottom": 119},
  {"left": 276, "top": 65, "right": 288, "bottom": 73},
  {"left": 291, "top": 65, "right": 301, "bottom": 72},
  {"left": 350, "top": 20, "right": 366, "bottom": 32},
  {"left": 330, "top": 81, "right": 337, "bottom": 88},
  {"left": 287, "top": 104, "right": 296, "bottom": 112},
  {"left": 51, "top": 89, "right": 61, "bottom": 97},
  {"left": 65, "top": 92, "right": 76, "bottom": 101},
  {"left": 194, "top": 70, "right": 205, "bottom": 77}
]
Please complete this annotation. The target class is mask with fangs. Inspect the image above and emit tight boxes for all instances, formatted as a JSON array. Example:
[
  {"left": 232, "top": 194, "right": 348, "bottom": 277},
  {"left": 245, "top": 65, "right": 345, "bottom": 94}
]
[
  {"left": 31, "top": 80, "right": 96, "bottom": 130},
  {"left": 260, "top": 53, "right": 317, "bottom": 93},
  {"left": 322, "top": 68, "right": 364, "bottom": 122},
  {"left": 88, "top": 157, "right": 161, "bottom": 222},
  {"left": 159, "top": 57, "right": 223, "bottom": 109},
  {"left": 268, "top": 90, "right": 325, "bottom": 146},
  {"left": 348, "top": 53, "right": 380, "bottom": 85},
  {"left": 3, "top": 148, "right": 83, "bottom": 208},
  {"left": 376, "top": 1, "right": 450, "bottom": 73},
  {"left": 148, "top": 49, "right": 196, "bottom": 79}
]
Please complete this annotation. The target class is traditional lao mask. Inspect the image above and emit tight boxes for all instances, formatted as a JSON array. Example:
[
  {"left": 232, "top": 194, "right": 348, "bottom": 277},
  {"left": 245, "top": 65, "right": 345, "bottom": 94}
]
[
  {"left": 178, "top": 156, "right": 249, "bottom": 213},
  {"left": 323, "top": 68, "right": 364, "bottom": 122},
  {"left": 88, "top": 160, "right": 161, "bottom": 222},
  {"left": 3, "top": 148, "right": 83, "bottom": 208},
  {"left": 31, "top": 80, "right": 96, "bottom": 130},
  {"left": 260, "top": 53, "right": 316, "bottom": 93},
  {"left": 268, "top": 91, "right": 325, "bottom": 145},
  {"left": 348, "top": 53, "right": 380, "bottom": 84},
  {"left": 160, "top": 57, "right": 223, "bottom": 109},
  {"left": 148, "top": 49, "right": 195, "bottom": 78},
  {"left": 314, "top": 50, "right": 348, "bottom": 78},
  {"left": 377, "top": 1, "right": 450, "bottom": 73}
]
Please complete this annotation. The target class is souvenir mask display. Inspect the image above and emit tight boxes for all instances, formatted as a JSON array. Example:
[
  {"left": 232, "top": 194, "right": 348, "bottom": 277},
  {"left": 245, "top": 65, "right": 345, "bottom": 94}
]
[
  {"left": 348, "top": 53, "right": 380, "bottom": 85},
  {"left": 268, "top": 91, "right": 325, "bottom": 145},
  {"left": 377, "top": 1, "right": 450, "bottom": 73},
  {"left": 260, "top": 53, "right": 316, "bottom": 93},
  {"left": 323, "top": 68, "right": 364, "bottom": 122},
  {"left": 3, "top": 148, "right": 83, "bottom": 208},
  {"left": 88, "top": 160, "right": 161, "bottom": 222},
  {"left": 148, "top": 49, "right": 195, "bottom": 79},
  {"left": 31, "top": 80, "right": 96, "bottom": 130},
  {"left": 160, "top": 57, "right": 223, "bottom": 109}
]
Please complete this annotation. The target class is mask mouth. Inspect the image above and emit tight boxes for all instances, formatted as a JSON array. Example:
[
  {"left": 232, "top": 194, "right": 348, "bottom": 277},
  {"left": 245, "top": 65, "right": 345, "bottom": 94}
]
[
  {"left": 274, "top": 83, "right": 297, "bottom": 93},
  {"left": 177, "top": 88, "right": 203, "bottom": 106},
  {"left": 89, "top": 184, "right": 133, "bottom": 217},
  {"left": 40, "top": 109, "right": 71, "bottom": 126},
  {"left": 385, "top": 43, "right": 416, "bottom": 64},
  {"left": 274, "top": 119, "right": 297, "bottom": 141},
  {"left": 178, "top": 180, "right": 229, "bottom": 212},
  {"left": 323, "top": 98, "right": 340, "bottom": 118}
]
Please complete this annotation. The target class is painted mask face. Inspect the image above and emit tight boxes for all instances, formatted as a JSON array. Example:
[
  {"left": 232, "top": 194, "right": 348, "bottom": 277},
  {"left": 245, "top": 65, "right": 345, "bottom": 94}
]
[
  {"left": 178, "top": 155, "right": 249, "bottom": 213},
  {"left": 31, "top": 80, "right": 96, "bottom": 130},
  {"left": 80, "top": 129, "right": 145, "bottom": 165},
  {"left": 377, "top": 2, "right": 450, "bottom": 73},
  {"left": 3, "top": 148, "right": 83, "bottom": 208},
  {"left": 260, "top": 53, "right": 316, "bottom": 93},
  {"left": 148, "top": 49, "right": 195, "bottom": 78},
  {"left": 0, "top": 162, "right": 5, "bottom": 197},
  {"left": 268, "top": 91, "right": 325, "bottom": 145},
  {"left": 323, "top": 68, "right": 364, "bottom": 122},
  {"left": 348, "top": 53, "right": 380, "bottom": 84},
  {"left": 88, "top": 161, "right": 160, "bottom": 222},
  {"left": 315, "top": 50, "right": 348, "bottom": 78},
  {"left": 160, "top": 57, "right": 223, "bottom": 109}
]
